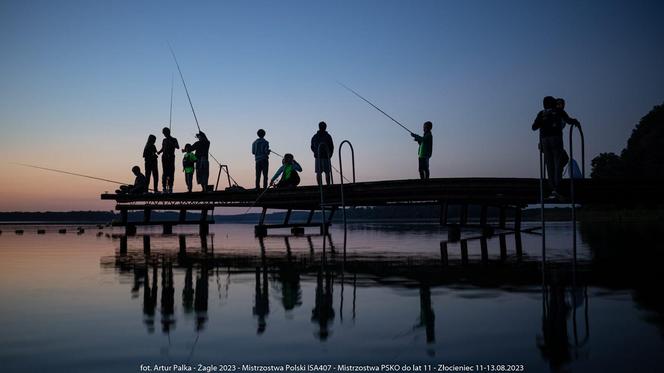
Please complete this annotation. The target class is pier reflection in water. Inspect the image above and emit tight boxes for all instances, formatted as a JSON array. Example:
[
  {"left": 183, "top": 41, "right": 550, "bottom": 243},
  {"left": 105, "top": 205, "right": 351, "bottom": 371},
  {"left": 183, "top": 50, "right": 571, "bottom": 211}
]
[{"left": 1, "top": 222, "right": 663, "bottom": 371}]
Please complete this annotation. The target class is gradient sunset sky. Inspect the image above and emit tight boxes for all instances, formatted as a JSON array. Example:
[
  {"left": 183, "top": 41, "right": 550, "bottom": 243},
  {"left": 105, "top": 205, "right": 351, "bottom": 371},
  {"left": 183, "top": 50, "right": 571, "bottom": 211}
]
[{"left": 1, "top": 0, "right": 663, "bottom": 211}]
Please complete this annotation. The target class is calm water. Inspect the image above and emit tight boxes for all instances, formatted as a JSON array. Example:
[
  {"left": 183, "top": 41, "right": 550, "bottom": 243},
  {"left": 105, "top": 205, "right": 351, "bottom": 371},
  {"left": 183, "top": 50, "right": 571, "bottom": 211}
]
[{"left": 1, "top": 222, "right": 663, "bottom": 372}]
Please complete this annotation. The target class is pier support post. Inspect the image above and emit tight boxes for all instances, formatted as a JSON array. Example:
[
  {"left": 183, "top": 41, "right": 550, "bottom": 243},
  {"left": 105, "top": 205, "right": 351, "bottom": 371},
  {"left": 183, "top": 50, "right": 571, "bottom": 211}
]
[
  {"left": 143, "top": 235, "right": 151, "bottom": 254},
  {"left": 498, "top": 207, "right": 506, "bottom": 229},
  {"left": 199, "top": 223, "right": 209, "bottom": 236},
  {"left": 460, "top": 204, "right": 469, "bottom": 226},
  {"left": 515, "top": 231, "right": 523, "bottom": 259},
  {"left": 514, "top": 207, "right": 522, "bottom": 232},
  {"left": 448, "top": 225, "right": 461, "bottom": 242},
  {"left": 460, "top": 240, "right": 469, "bottom": 266},
  {"left": 120, "top": 235, "right": 128, "bottom": 255},
  {"left": 284, "top": 209, "right": 292, "bottom": 225},
  {"left": 440, "top": 201, "right": 448, "bottom": 226},
  {"left": 126, "top": 224, "right": 137, "bottom": 236},
  {"left": 163, "top": 223, "right": 173, "bottom": 235},
  {"left": 480, "top": 205, "right": 488, "bottom": 227},
  {"left": 179, "top": 210, "right": 186, "bottom": 223},
  {"left": 440, "top": 241, "right": 448, "bottom": 267},
  {"left": 179, "top": 235, "right": 186, "bottom": 256},
  {"left": 480, "top": 237, "right": 488, "bottom": 264},
  {"left": 143, "top": 209, "right": 151, "bottom": 223},
  {"left": 499, "top": 234, "right": 507, "bottom": 262}
]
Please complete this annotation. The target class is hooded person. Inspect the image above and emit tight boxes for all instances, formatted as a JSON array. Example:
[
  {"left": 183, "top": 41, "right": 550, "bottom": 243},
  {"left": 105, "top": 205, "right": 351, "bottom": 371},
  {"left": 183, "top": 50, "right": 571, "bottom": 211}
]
[
  {"left": 270, "top": 153, "right": 302, "bottom": 188},
  {"left": 532, "top": 96, "right": 580, "bottom": 198},
  {"left": 191, "top": 131, "right": 211, "bottom": 191}
]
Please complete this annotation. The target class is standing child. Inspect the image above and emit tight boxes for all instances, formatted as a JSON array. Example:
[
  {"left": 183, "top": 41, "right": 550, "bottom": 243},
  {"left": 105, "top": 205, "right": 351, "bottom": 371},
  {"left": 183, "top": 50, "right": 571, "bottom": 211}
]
[
  {"left": 411, "top": 121, "right": 433, "bottom": 179},
  {"left": 182, "top": 144, "right": 197, "bottom": 193},
  {"left": 270, "top": 153, "right": 302, "bottom": 188},
  {"left": 252, "top": 129, "right": 270, "bottom": 189}
]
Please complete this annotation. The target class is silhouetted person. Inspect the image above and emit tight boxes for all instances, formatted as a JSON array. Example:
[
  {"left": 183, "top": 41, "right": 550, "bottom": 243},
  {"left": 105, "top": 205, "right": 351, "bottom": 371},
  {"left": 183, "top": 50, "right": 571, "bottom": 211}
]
[
  {"left": 252, "top": 129, "right": 270, "bottom": 189},
  {"left": 270, "top": 153, "right": 302, "bottom": 188},
  {"left": 116, "top": 166, "right": 147, "bottom": 194},
  {"left": 182, "top": 144, "right": 197, "bottom": 192},
  {"left": 411, "top": 121, "right": 433, "bottom": 180},
  {"left": 191, "top": 131, "right": 210, "bottom": 192},
  {"left": 532, "top": 96, "right": 580, "bottom": 198},
  {"left": 143, "top": 134, "right": 159, "bottom": 192},
  {"left": 158, "top": 127, "right": 179, "bottom": 193},
  {"left": 311, "top": 270, "right": 335, "bottom": 340},
  {"left": 311, "top": 121, "right": 334, "bottom": 185},
  {"left": 253, "top": 267, "right": 270, "bottom": 334}
]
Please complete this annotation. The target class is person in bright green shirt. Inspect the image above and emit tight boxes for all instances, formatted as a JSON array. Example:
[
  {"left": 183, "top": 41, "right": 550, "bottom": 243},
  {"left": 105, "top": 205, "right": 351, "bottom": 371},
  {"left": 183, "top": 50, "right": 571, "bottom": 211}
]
[
  {"left": 410, "top": 121, "right": 433, "bottom": 179},
  {"left": 182, "top": 144, "right": 197, "bottom": 192}
]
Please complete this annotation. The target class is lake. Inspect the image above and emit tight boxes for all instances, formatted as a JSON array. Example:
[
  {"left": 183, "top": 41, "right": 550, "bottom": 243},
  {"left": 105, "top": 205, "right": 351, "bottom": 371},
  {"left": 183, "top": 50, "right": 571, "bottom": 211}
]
[{"left": 1, "top": 221, "right": 663, "bottom": 372}]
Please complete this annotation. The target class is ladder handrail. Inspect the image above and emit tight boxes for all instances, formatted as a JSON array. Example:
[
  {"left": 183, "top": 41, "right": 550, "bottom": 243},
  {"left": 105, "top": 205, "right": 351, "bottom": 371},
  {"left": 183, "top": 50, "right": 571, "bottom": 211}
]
[{"left": 338, "top": 140, "right": 356, "bottom": 258}]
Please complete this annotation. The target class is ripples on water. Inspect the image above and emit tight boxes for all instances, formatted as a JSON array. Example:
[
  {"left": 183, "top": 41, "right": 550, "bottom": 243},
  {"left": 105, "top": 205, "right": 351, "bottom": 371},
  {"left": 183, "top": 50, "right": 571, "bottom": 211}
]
[{"left": 0, "top": 222, "right": 663, "bottom": 372}]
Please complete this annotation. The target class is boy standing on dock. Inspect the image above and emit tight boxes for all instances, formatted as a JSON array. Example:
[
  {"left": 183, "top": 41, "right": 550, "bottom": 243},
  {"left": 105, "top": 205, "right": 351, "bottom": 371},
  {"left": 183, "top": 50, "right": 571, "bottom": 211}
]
[
  {"left": 158, "top": 127, "right": 179, "bottom": 193},
  {"left": 311, "top": 121, "right": 334, "bottom": 186},
  {"left": 252, "top": 129, "right": 270, "bottom": 189},
  {"left": 182, "top": 144, "right": 197, "bottom": 193},
  {"left": 411, "top": 121, "right": 433, "bottom": 180}
]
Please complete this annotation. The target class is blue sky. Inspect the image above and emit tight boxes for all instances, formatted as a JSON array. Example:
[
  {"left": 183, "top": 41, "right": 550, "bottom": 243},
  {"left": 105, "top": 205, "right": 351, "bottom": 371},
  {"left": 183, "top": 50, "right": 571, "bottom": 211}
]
[{"left": 1, "top": 0, "right": 663, "bottom": 210}]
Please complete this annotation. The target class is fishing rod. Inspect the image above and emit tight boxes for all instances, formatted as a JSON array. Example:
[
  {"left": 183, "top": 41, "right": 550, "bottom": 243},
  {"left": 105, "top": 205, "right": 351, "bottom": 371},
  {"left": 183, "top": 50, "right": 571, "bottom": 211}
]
[
  {"left": 244, "top": 186, "right": 272, "bottom": 214},
  {"left": 337, "top": 81, "right": 414, "bottom": 135},
  {"left": 270, "top": 150, "right": 351, "bottom": 183},
  {"left": 169, "top": 45, "right": 227, "bottom": 176},
  {"left": 169, "top": 73, "right": 174, "bottom": 130},
  {"left": 14, "top": 163, "right": 126, "bottom": 185},
  {"left": 169, "top": 44, "right": 201, "bottom": 133}
]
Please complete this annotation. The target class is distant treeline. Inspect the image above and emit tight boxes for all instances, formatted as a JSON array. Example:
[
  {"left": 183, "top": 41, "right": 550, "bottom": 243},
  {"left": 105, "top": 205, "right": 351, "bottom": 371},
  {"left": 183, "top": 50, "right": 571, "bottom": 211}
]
[{"left": 0, "top": 206, "right": 577, "bottom": 223}]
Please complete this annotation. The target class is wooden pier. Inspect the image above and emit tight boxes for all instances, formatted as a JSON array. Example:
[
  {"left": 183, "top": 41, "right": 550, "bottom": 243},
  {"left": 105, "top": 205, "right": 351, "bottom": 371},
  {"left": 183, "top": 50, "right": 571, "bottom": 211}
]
[{"left": 101, "top": 177, "right": 664, "bottom": 235}]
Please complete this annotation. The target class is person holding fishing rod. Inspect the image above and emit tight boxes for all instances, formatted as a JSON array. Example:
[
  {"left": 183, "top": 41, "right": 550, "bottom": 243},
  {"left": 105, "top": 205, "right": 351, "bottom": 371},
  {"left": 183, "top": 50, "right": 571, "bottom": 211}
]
[
  {"left": 411, "top": 121, "right": 434, "bottom": 180},
  {"left": 310, "top": 121, "right": 334, "bottom": 186},
  {"left": 116, "top": 166, "right": 148, "bottom": 194},
  {"left": 157, "top": 127, "right": 180, "bottom": 193},
  {"left": 270, "top": 153, "right": 302, "bottom": 189},
  {"left": 143, "top": 134, "right": 159, "bottom": 192},
  {"left": 252, "top": 129, "right": 270, "bottom": 190},
  {"left": 190, "top": 131, "right": 211, "bottom": 191}
]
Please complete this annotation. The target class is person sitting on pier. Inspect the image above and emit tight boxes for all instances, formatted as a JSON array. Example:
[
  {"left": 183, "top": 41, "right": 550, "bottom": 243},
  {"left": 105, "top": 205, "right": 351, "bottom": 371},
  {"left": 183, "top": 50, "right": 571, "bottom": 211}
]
[
  {"left": 532, "top": 96, "right": 580, "bottom": 198},
  {"left": 157, "top": 127, "right": 179, "bottom": 193},
  {"left": 411, "top": 121, "right": 433, "bottom": 180},
  {"left": 143, "top": 134, "right": 159, "bottom": 192},
  {"left": 191, "top": 131, "right": 210, "bottom": 192},
  {"left": 252, "top": 129, "right": 270, "bottom": 190},
  {"left": 270, "top": 153, "right": 302, "bottom": 188},
  {"left": 182, "top": 144, "right": 197, "bottom": 193},
  {"left": 311, "top": 121, "right": 334, "bottom": 186},
  {"left": 115, "top": 166, "right": 148, "bottom": 194}
]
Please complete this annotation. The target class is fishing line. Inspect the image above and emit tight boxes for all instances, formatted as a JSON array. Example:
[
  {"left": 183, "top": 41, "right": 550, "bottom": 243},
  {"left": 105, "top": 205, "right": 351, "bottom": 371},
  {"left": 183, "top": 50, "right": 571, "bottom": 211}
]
[
  {"left": 14, "top": 163, "right": 126, "bottom": 185},
  {"left": 337, "top": 81, "right": 414, "bottom": 134}
]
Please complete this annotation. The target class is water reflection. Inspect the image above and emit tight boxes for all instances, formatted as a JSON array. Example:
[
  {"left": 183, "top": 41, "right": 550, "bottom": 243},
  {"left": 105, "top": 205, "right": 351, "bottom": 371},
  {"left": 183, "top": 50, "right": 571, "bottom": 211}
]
[{"left": 92, "top": 221, "right": 664, "bottom": 371}]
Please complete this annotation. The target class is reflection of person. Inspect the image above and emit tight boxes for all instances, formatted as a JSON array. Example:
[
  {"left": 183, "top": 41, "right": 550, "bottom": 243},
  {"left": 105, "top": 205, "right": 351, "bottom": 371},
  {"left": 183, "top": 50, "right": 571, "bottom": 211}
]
[
  {"left": 161, "top": 261, "right": 175, "bottom": 333},
  {"left": 194, "top": 265, "right": 209, "bottom": 330},
  {"left": 252, "top": 129, "right": 270, "bottom": 189},
  {"left": 311, "top": 270, "right": 335, "bottom": 340},
  {"left": 311, "top": 121, "right": 334, "bottom": 186},
  {"left": 143, "top": 134, "right": 159, "bottom": 192},
  {"left": 270, "top": 153, "right": 302, "bottom": 188},
  {"left": 537, "top": 283, "right": 572, "bottom": 369},
  {"left": 253, "top": 267, "right": 270, "bottom": 334},
  {"left": 410, "top": 121, "right": 433, "bottom": 180},
  {"left": 143, "top": 264, "right": 158, "bottom": 333},
  {"left": 158, "top": 127, "right": 179, "bottom": 193},
  {"left": 417, "top": 285, "right": 436, "bottom": 344},
  {"left": 182, "top": 266, "right": 194, "bottom": 314},
  {"left": 191, "top": 131, "right": 210, "bottom": 191}
]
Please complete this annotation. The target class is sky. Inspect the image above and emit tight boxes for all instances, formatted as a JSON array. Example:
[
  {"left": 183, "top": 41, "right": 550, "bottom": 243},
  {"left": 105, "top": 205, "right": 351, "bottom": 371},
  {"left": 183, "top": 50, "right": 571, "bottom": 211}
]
[{"left": 1, "top": 0, "right": 663, "bottom": 211}]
